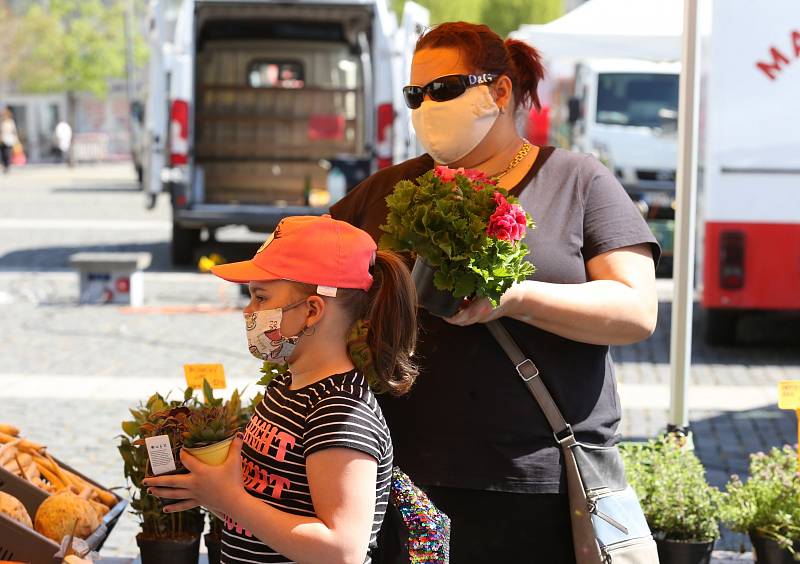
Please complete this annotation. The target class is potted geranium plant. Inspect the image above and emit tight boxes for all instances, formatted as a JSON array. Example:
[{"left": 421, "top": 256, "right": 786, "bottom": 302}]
[
  {"left": 380, "top": 165, "right": 535, "bottom": 317},
  {"left": 722, "top": 445, "right": 800, "bottom": 563},
  {"left": 621, "top": 435, "right": 723, "bottom": 564},
  {"left": 119, "top": 390, "right": 204, "bottom": 564}
]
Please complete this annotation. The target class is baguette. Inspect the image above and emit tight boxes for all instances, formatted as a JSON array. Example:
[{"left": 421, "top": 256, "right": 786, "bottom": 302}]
[{"left": 0, "top": 424, "right": 19, "bottom": 437}]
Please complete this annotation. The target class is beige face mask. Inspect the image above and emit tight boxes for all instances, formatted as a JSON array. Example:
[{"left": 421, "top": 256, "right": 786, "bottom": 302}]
[{"left": 411, "top": 85, "right": 500, "bottom": 165}]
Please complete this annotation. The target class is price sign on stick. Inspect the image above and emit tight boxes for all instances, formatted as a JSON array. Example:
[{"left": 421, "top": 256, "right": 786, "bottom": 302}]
[
  {"left": 777, "top": 380, "right": 800, "bottom": 471},
  {"left": 184, "top": 364, "right": 226, "bottom": 390}
]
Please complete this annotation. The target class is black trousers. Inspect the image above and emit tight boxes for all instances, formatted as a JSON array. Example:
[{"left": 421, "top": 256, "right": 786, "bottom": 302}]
[
  {"left": 0, "top": 143, "right": 11, "bottom": 170},
  {"left": 424, "top": 486, "right": 576, "bottom": 564}
]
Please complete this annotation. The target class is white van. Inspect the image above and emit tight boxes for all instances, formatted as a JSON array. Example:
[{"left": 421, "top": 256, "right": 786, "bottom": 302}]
[
  {"left": 154, "top": 0, "right": 427, "bottom": 264},
  {"left": 567, "top": 59, "right": 680, "bottom": 270}
]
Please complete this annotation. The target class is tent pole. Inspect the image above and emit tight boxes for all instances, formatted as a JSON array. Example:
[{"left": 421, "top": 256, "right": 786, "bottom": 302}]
[{"left": 668, "top": 0, "right": 701, "bottom": 434}]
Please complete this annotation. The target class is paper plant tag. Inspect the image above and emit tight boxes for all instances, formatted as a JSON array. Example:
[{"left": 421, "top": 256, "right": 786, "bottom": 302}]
[
  {"left": 145, "top": 435, "right": 177, "bottom": 476},
  {"left": 778, "top": 380, "right": 800, "bottom": 410},
  {"left": 184, "top": 364, "right": 226, "bottom": 390}
]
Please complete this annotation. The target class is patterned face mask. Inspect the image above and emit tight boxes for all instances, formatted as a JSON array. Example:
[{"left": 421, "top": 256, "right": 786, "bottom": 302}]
[{"left": 244, "top": 298, "right": 308, "bottom": 361}]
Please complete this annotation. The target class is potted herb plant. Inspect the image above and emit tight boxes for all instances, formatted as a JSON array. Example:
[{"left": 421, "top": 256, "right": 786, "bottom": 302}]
[
  {"left": 119, "top": 390, "right": 203, "bottom": 564},
  {"left": 722, "top": 445, "right": 800, "bottom": 563},
  {"left": 380, "top": 165, "right": 535, "bottom": 317},
  {"left": 621, "top": 435, "right": 722, "bottom": 564}
]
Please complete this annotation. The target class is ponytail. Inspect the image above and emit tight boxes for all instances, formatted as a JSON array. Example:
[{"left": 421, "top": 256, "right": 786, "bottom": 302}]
[
  {"left": 364, "top": 251, "right": 418, "bottom": 396},
  {"left": 504, "top": 38, "right": 546, "bottom": 111},
  {"left": 342, "top": 251, "right": 418, "bottom": 396}
]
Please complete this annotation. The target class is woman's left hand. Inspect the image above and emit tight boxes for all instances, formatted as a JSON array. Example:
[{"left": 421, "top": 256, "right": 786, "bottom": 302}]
[
  {"left": 445, "top": 289, "right": 519, "bottom": 326},
  {"left": 143, "top": 435, "right": 245, "bottom": 515}
]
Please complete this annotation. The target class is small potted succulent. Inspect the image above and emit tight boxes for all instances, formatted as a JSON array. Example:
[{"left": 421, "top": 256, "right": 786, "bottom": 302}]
[
  {"left": 181, "top": 406, "right": 238, "bottom": 466},
  {"left": 621, "top": 435, "right": 723, "bottom": 564},
  {"left": 380, "top": 165, "right": 535, "bottom": 317},
  {"left": 722, "top": 445, "right": 800, "bottom": 563},
  {"left": 181, "top": 380, "right": 241, "bottom": 466},
  {"left": 119, "top": 390, "right": 203, "bottom": 564},
  {"left": 197, "top": 383, "right": 262, "bottom": 564}
]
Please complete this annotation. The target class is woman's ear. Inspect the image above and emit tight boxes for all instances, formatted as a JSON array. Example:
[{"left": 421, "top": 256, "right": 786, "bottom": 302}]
[{"left": 493, "top": 75, "right": 514, "bottom": 113}]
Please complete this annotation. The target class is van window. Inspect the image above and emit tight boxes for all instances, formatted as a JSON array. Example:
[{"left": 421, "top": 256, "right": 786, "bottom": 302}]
[
  {"left": 248, "top": 61, "right": 305, "bottom": 89},
  {"left": 596, "top": 73, "right": 679, "bottom": 128}
]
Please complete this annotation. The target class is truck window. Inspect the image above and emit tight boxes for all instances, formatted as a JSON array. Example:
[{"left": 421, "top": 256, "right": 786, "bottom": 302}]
[
  {"left": 596, "top": 73, "right": 679, "bottom": 128},
  {"left": 248, "top": 61, "right": 305, "bottom": 89}
]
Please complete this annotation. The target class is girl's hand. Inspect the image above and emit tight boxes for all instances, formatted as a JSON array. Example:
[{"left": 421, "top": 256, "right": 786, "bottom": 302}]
[{"left": 143, "top": 435, "right": 245, "bottom": 515}]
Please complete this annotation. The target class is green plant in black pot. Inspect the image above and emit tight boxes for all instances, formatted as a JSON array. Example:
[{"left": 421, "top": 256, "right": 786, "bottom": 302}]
[
  {"left": 380, "top": 165, "right": 535, "bottom": 317},
  {"left": 722, "top": 445, "right": 800, "bottom": 563},
  {"left": 119, "top": 389, "right": 203, "bottom": 564},
  {"left": 621, "top": 435, "right": 722, "bottom": 564}
]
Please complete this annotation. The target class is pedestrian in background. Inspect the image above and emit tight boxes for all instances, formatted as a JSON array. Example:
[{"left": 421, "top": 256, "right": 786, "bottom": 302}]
[
  {"left": 332, "top": 21, "right": 660, "bottom": 562},
  {"left": 54, "top": 120, "right": 72, "bottom": 164},
  {"left": 1, "top": 107, "right": 19, "bottom": 174}
]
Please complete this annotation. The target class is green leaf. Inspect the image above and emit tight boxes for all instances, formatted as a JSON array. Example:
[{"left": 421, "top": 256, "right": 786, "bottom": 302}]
[
  {"left": 453, "top": 273, "right": 476, "bottom": 298},
  {"left": 121, "top": 420, "right": 140, "bottom": 438}
]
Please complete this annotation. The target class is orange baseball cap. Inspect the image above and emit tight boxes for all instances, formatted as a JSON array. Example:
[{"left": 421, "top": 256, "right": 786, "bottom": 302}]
[{"left": 211, "top": 215, "right": 376, "bottom": 295}]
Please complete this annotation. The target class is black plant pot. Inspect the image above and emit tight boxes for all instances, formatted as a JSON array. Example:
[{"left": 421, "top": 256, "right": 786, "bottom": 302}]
[
  {"left": 205, "top": 533, "right": 222, "bottom": 564},
  {"left": 411, "top": 256, "right": 463, "bottom": 318},
  {"left": 656, "top": 538, "right": 715, "bottom": 564},
  {"left": 137, "top": 533, "right": 201, "bottom": 564},
  {"left": 750, "top": 532, "right": 800, "bottom": 563}
]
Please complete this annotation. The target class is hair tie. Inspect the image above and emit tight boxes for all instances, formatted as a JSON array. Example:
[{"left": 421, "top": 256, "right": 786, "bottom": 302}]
[{"left": 347, "top": 319, "right": 381, "bottom": 392}]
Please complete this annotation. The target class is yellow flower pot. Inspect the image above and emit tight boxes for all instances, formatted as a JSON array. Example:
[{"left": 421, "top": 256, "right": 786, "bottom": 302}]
[{"left": 183, "top": 436, "right": 235, "bottom": 466}]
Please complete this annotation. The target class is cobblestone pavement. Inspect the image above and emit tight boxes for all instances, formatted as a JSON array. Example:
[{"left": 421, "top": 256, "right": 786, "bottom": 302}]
[{"left": 1, "top": 164, "right": 798, "bottom": 560}]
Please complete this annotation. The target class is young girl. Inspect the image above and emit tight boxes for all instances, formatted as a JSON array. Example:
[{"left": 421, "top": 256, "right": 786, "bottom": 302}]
[{"left": 144, "top": 215, "right": 418, "bottom": 564}]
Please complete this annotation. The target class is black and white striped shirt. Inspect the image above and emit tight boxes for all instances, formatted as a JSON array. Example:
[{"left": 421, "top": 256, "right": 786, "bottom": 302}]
[{"left": 221, "top": 370, "right": 393, "bottom": 564}]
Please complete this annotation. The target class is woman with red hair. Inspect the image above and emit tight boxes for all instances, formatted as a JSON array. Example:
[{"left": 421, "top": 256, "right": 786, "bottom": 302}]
[{"left": 332, "top": 22, "right": 659, "bottom": 562}]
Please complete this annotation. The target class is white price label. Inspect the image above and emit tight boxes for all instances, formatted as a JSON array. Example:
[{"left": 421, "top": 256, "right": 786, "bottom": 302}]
[{"left": 145, "top": 435, "right": 177, "bottom": 476}]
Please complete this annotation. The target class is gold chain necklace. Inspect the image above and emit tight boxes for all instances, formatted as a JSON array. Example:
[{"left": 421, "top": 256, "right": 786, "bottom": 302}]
[{"left": 494, "top": 139, "right": 533, "bottom": 180}]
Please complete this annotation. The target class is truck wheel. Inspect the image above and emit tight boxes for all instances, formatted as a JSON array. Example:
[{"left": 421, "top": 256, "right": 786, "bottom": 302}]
[
  {"left": 171, "top": 223, "right": 201, "bottom": 266},
  {"left": 705, "top": 309, "right": 739, "bottom": 346}
]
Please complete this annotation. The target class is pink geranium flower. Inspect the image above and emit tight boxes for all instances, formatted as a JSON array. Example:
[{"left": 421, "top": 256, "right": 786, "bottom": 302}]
[
  {"left": 434, "top": 165, "right": 497, "bottom": 188},
  {"left": 487, "top": 193, "right": 527, "bottom": 241},
  {"left": 434, "top": 165, "right": 458, "bottom": 182}
]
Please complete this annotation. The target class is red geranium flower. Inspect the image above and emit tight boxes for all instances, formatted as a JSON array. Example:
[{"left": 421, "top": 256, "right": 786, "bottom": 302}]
[{"left": 487, "top": 193, "right": 527, "bottom": 241}]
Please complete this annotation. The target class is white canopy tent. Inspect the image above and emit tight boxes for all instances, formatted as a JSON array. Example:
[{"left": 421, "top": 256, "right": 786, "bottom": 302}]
[
  {"left": 510, "top": 0, "right": 709, "bottom": 63},
  {"left": 512, "top": 0, "right": 705, "bottom": 433}
]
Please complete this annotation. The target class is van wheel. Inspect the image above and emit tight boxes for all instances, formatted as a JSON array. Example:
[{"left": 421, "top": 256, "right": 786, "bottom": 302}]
[
  {"left": 705, "top": 309, "right": 739, "bottom": 346},
  {"left": 171, "top": 223, "right": 201, "bottom": 266}
]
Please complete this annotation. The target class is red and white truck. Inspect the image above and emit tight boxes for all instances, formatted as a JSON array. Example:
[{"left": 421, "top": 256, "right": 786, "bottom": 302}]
[{"left": 702, "top": 0, "right": 800, "bottom": 344}]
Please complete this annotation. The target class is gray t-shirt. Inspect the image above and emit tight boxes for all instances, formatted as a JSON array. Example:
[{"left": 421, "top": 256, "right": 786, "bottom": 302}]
[{"left": 331, "top": 147, "right": 660, "bottom": 494}]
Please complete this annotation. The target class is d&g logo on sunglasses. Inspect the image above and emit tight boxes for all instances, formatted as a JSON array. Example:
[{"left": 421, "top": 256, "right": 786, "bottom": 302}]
[{"left": 468, "top": 74, "right": 494, "bottom": 86}]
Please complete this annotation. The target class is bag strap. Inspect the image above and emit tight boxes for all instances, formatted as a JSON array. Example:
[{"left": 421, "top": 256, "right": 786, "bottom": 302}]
[
  {"left": 485, "top": 320, "right": 575, "bottom": 446},
  {"left": 486, "top": 320, "right": 603, "bottom": 564}
]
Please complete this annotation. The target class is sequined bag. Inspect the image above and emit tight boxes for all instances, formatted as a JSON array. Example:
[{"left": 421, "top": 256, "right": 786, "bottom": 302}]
[
  {"left": 487, "top": 320, "right": 659, "bottom": 564},
  {"left": 373, "top": 467, "right": 451, "bottom": 564}
]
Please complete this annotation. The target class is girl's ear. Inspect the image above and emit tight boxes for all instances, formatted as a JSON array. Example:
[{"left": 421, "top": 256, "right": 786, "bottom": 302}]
[{"left": 305, "top": 295, "right": 326, "bottom": 328}]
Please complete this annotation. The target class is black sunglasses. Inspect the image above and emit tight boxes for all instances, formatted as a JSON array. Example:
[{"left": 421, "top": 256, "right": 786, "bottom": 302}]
[{"left": 402, "top": 73, "right": 499, "bottom": 109}]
